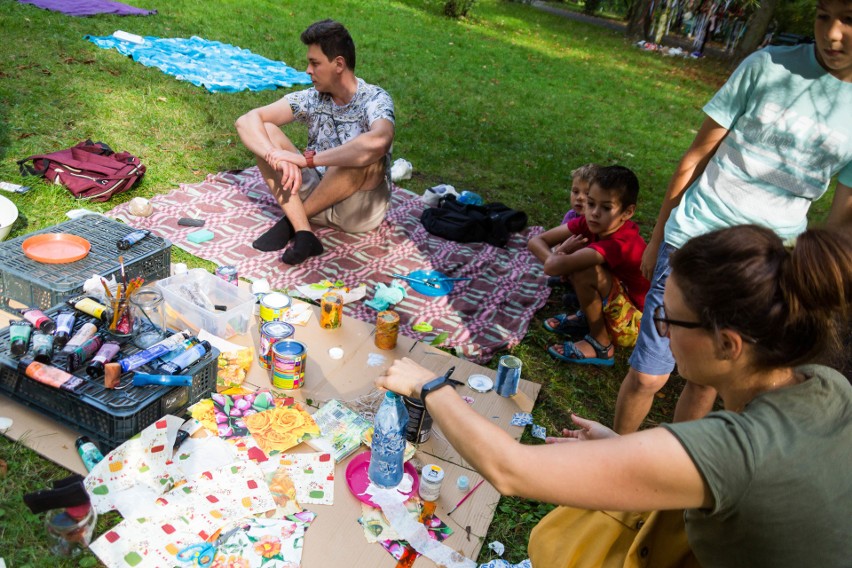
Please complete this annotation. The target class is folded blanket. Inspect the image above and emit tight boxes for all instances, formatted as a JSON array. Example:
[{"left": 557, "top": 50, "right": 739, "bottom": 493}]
[{"left": 18, "top": 0, "right": 156, "bottom": 16}]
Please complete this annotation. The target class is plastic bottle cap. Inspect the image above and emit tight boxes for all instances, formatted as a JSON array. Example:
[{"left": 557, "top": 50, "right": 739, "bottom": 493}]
[{"left": 457, "top": 475, "right": 470, "bottom": 491}]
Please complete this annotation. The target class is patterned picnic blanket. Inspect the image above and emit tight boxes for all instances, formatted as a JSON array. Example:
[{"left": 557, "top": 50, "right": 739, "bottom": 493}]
[{"left": 106, "top": 167, "right": 549, "bottom": 363}]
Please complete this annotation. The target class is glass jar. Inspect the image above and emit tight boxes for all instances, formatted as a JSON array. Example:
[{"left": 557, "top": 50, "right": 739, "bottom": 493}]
[{"left": 130, "top": 286, "right": 166, "bottom": 348}]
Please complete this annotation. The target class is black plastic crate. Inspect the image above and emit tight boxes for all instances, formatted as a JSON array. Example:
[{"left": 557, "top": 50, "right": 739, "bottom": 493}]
[
  {"left": 0, "top": 309, "right": 217, "bottom": 451},
  {"left": 0, "top": 216, "right": 171, "bottom": 311}
]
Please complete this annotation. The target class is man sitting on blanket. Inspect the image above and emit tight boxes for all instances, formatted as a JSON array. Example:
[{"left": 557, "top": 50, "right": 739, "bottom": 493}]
[{"left": 235, "top": 19, "right": 395, "bottom": 265}]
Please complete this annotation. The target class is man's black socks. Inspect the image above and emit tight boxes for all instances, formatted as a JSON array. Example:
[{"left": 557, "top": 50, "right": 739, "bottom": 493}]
[
  {"left": 252, "top": 216, "right": 294, "bottom": 251},
  {"left": 281, "top": 231, "right": 324, "bottom": 265}
]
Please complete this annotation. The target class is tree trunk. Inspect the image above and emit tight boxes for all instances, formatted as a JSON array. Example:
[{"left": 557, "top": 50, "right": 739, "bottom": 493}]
[
  {"left": 733, "top": 0, "right": 782, "bottom": 62},
  {"left": 654, "top": 1, "right": 673, "bottom": 45},
  {"left": 626, "top": 0, "right": 654, "bottom": 40}
]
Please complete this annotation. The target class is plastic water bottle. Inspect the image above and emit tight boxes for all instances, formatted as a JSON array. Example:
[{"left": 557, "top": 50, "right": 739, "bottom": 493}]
[{"left": 368, "top": 392, "right": 409, "bottom": 488}]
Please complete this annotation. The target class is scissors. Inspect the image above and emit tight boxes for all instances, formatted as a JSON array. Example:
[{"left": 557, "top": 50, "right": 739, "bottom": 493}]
[{"left": 177, "top": 525, "right": 242, "bottom": 567}]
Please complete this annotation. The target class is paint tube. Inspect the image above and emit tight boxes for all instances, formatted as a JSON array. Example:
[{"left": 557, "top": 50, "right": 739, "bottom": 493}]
[
  {"left": 32, "top": 332, "right": 54, "bottom": 364},
  {"left": 157, "top": 341, "right": 210, "bottom": 375},
  {"left": 66, "top": 295, "right": 110, "bottom": 322},
  {"left": 86, "top": 342, "right": 121, "bottom": 378},
  {"left": 117, "top": 229, "right": 151, "bottom": 250},
  {"left": 66, "top": 336, "right": 104, "bottom": 373},
  {"left": 62, "top": 323, "right": 99, "bottom": 353},
  {"left": 21, "top": 307, "right": 56, "bottom": 333},
  {"left": 132, "top": 373, "right": 193, "bottom": 387},
  {"left": 156, "top": 337, "right": 199, "bottom": 364},
  {"left": 9, "top": 321, "right": 32, "bottom": 357},
  {"left": 53, "top": 311, "right": 77, "bottom": 350},
  {"left": 115, "top": 330, "right": 192, "bottom": 373},
  {"left": 18, "top": 358, "right": 85, "bottom": 393},
  {"left": 74, "top": 437, "right": 104, "bottom": 472}
]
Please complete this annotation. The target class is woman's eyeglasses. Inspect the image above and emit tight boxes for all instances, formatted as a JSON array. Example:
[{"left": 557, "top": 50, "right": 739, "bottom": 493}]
[
  {"left": 653, "top": 305, "right": 758, "bottom": 343},
  {"left": 653, "top": 305, "right": 703, "bottom": 338}
]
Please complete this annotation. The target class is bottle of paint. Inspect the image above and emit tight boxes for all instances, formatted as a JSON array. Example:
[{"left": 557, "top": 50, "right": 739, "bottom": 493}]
[
  {"left": 156, "top": 341, "right": 210, "bottom": 375},
  {"left": 66, "top": 335, "right": 104, "bottom": 373},
  {"left": 117, "top": 229, "right": 151, "bottom": 250},
  {"left": 66, "top": 295, "right": 110, "bottom": 322},
  {"left": 9, "top": 320, "right": 33, "bottom": 357},
  {"left": 31, "top": 332, "right": 55, "bottom": 364},
  {"left": 103, "top": 330, "right": 192, "bottom": 387},
  {"left": 17, "top": 359, "right": 86, "bottom": 393},
  {"left": 61, "top": 323, "right": 99, "bottom": 353},
  {"left": 53, "top": 311, "right": 76, "bottom": 350},
  {"left": 419, "top": 464, "right": 445, "bottom": 524},
  {"left": 368, "top": 392, "right": 409, "bottom": 488},
  {"left": 86, "top": 342, "right": 121, "bottom": 378},
  {"left": 21, "top": 307, "right": 56, "bottom": 334},
  {"left": 75, "top": 437, "right": 105, "bottom": 472}
]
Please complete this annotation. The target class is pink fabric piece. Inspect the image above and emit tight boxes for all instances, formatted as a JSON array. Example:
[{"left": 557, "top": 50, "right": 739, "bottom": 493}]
[{"left": 107, "top": 167, "right": 549, "bottom": 363}]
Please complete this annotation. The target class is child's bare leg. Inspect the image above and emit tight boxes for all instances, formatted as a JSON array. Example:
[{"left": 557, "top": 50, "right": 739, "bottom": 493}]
[{"left": 551, "top": 266, "right": 614, "bottom": 358}]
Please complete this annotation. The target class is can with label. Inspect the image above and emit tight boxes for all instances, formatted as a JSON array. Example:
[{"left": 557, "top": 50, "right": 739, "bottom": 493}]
[
  {"left": 494, "top": 355, "right": 522, "bottom": 397},
  {"left": 320, "top": 291, "right": 343, "bottom": 329},
  {"left": 259, "top": 292, "right": 292, "bottom": 322},
  {"left": 271, "top": 339, "right": 307, "bottom": 389},
  {"left": 215, "top": 265, "right": 239, "bottom": 285},
  {"left": 259, "top": 321, "right": 295, "bottom": 370},
  {"left": 419, "top": 464, "right": 445, "bottom": 502}
]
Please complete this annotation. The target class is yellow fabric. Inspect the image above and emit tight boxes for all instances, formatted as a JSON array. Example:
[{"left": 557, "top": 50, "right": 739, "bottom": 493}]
[
  {"left": 603, "top": 277, "right": 642, "bottom": 348},
  {"left": 528, "top": 506, "right": 701, "bottom": 568}
]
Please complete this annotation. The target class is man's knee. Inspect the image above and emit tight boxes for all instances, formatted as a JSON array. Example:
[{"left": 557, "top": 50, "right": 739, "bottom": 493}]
[{"left": 622, "top": 367, "right": 669, "bottom": 394}]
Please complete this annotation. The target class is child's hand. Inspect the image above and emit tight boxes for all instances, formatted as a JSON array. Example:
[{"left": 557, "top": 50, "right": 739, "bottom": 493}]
[{"left": 554, "top": 234, "right": 588, "bottom": 256}]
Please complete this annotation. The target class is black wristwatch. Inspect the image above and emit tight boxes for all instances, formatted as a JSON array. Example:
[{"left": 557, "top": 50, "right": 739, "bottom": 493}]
[{"left": 419, "top": 374, "right": 464, "bottom": 402}]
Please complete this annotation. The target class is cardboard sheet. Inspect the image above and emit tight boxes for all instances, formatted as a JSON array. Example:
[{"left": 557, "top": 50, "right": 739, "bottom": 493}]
[{"left": 1, "top": 288, "right": 540, "bottom": 566}]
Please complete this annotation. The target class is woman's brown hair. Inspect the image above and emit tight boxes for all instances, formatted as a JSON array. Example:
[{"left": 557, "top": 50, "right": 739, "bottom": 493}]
[{"left": 670, "top": 225, "right": 852, "bottom": 371}]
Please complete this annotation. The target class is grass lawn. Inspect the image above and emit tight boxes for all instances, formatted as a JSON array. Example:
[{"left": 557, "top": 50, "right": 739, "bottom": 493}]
[{"left": 0, "top": 0, "right": 839, "bottom": 565}]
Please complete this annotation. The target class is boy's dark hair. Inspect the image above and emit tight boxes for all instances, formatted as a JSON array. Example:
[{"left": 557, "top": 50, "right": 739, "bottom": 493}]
[
  {"left": 301, "top": 19, "right": 356, "bottom": 70},
  {"left": 592, "top": 165, "right": 640, "bottom": 208}
]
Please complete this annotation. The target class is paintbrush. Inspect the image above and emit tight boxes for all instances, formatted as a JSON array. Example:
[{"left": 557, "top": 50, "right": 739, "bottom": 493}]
[
  {"left": 447, "top": 479, "right": 484, "bottom": 515},
  {"left": 100, "top": 278, "right": 114, "bottom": 299},
  {"left": 118, "top": 255, "right": 127, "bottom": 293}
]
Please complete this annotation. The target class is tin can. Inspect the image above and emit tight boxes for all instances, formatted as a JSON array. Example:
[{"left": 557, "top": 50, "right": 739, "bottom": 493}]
[
  {"left": 320, "top": 292, "right": 343, "bottom": 329},
  {"left": 495, "top": 355, "right": 522, "bottom": 397},
  {"left": 271, "top": 339, "right": 307, "bottom": 389},
  {"left": 402, "top": 396, "right": 433, "bottom": 443},
  {"left": 259, "top": 321, "right": 295, "bottom": 369},
  {"left": 215, "top": 265, "right": 239, "bottom": 285},
  {"left": 259, "top": 292, "right": 292, "bottom": 322},
  {"left": 374, "top": 310, "right": 399, "bottom": 350}
]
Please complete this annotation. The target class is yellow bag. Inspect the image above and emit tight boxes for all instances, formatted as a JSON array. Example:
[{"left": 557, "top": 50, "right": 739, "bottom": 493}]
[{"left": 528, "top": 506, "right": 700, "bottom": 568}]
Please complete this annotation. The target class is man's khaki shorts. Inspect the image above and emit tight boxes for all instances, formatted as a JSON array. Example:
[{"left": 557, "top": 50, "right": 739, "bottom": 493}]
[{"left": 298, "top": 168, "right": 390, "bottom": 233}]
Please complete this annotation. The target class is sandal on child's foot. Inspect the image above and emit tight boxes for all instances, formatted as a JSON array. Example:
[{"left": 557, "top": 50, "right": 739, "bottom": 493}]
[
  {"left": 543, "top": 311, "right": 589, "bottom": 336},
  {"left": 547, "top": 334, "right": 614, "bottom": 367}
]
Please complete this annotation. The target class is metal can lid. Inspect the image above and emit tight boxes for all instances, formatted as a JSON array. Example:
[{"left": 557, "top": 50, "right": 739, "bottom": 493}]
[
  {"left": 422, "top": 464, "right": 444, "bottom": 484},
  {"left": 261, "top": 292, "right": 292, "bottom": 309},
  {"left": 261, "top": 321, "right": 295, "bottom": 338},
  {"left": 467, "top": 374, "right": 494, "bottom": 392},
  {"left": 272, "top": 339, "right": 306, "bottom": 356}
]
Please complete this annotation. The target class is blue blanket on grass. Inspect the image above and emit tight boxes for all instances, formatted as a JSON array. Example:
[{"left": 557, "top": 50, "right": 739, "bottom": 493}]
[{"left": 85, "top": 34, "right": 311, "bottom": 92}]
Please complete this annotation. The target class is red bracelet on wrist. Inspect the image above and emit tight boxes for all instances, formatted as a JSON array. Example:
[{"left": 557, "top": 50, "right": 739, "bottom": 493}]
[{"left": 304, "top": 150, "right": 316, "bottom": 169}]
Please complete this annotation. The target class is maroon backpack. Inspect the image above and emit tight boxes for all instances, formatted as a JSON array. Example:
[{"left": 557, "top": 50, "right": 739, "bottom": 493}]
[{"left": 17, "top": 140, "right": 146, "bottom": 202}]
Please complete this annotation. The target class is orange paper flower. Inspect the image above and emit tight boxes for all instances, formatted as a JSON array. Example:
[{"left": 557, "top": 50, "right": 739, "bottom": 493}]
[{"left": 253, "top": 535, "right": 282, "bottom": 558}]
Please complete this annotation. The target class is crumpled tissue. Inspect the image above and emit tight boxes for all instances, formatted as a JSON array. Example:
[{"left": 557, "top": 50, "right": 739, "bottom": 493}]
[
  {"left": 390, "top": 158, "right": 413, "bottom": 182},
  {"left": 365, "top": 280, "right": 408, "bottom": 311}
]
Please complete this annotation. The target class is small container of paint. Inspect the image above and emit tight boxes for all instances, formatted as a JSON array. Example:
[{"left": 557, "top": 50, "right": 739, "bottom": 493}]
[
  {"left": 44, "top": 506, "right": 97, "bottom": 557},
  {"left": 215, "top": 265, "right": 239, "bottom": 285},
  {"left": 419, "top": 464, "right": 445, "bottom": 502},
  {"left": 271, "top": 339, "right": 307, "bottom": 389},
  {"left": 259, "top": 321, "right": 295, "bottom": 369},
  {"left": 53, "top": 311, "right": 76, "bottom": 350},
  {"left": 495, "top": 355, "right": 522, "bottom": 397},
  {"left": 374, "top": 310, "right": 400, "bottom": 350},
  {"left": 32, "top": 332, "right": 55, "bottom": 364},
  {"left": 117, "top": 229, "right": 151, "bottom": 250},
  {"left": 403, "top": 395, "right": 433, "bottom": 444},
  {"left": 75, "top": 436, "right": 105, "bottom": 472},
  {"left": 21, "top": 307, "right": 56, "bottom": 334},
  {"left": 457, "top": 475, "right": 470, "bottom": 492},
  {"left": 320, "top": 291, "right": 343, "bottom": 329},
  {"left": 259, "top": 292, "right": 291, "bottom": 322},
  {"left": 9, "top": 320, "right": 33, "bottom": 357}
]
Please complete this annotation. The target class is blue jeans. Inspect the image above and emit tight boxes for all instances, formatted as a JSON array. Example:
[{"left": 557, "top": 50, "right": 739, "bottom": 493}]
[{"left": 628, "top": 242, "right": 677, "bottom": 375}]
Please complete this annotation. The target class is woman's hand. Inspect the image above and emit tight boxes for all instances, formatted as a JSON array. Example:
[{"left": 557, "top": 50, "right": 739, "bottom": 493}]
[
  {"left": 376, "top": 357, "right": 436, "bottom": 399},
  {"left": 545, "top": 414, "right": 619, "bottom": 443}
]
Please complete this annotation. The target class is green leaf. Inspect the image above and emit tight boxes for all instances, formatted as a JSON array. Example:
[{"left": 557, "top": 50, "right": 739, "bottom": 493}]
[
  {"left": 79, "top": 556, "right": 99, "bottom": 567},
  {"left": 430, "top": 332, "right": 449, "bottom": 346}
]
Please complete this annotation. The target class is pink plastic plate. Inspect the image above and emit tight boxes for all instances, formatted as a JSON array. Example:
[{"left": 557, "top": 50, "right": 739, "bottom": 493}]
[{"left": 345, "top": 451, "right": 419, "bottom": 508}]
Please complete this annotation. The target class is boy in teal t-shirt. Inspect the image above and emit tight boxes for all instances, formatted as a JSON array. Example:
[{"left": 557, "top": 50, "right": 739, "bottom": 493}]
[{"left": 614, "top": 0, "right": 852, "bottom": 434}]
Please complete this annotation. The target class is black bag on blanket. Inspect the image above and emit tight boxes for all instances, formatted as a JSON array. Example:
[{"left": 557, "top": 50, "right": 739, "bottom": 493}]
[{"left": 420, "top": 194, "right": 528, "bottom": 247}]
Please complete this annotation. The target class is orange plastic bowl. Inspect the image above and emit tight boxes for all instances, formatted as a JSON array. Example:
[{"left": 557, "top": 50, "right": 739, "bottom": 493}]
[{"left": 22, "top": 233, "right": 91, "bottom": 264}]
